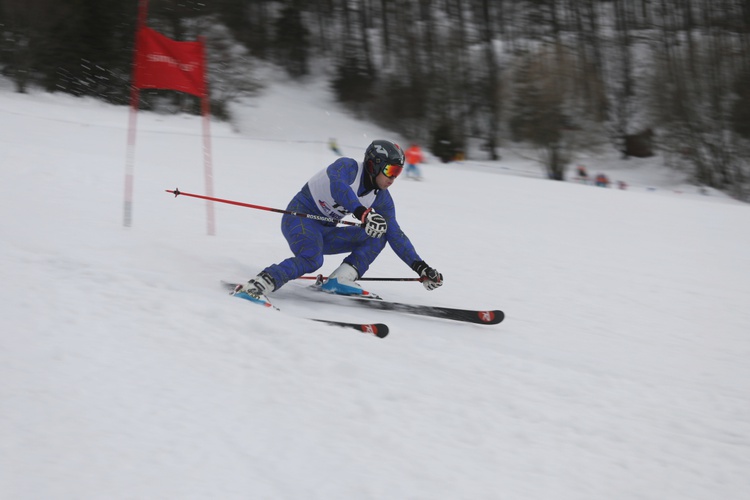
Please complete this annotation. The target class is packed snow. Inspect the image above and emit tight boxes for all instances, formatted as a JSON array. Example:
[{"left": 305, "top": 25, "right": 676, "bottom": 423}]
[{"left": 1, "top": 75, "right": 749, "bottom": 500}]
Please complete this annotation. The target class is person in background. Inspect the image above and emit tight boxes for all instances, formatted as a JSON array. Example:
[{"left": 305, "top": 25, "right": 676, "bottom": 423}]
[
  {"left": 404, "top": 143, "right": 424, "bottom": 180},
  {"left": 576, "top": 165, "right": 589, "bottom": 183},
  {"left": 235, "top": 140, "right": 443, "bottom": 299},
  {"left": 329, "top": 138, "right": 342, "bottom": 156}
]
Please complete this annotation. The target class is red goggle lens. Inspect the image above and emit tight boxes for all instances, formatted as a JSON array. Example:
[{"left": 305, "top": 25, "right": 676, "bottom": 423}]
[{"left": 382, "top": 164, "right": 403, "bottom": 178}]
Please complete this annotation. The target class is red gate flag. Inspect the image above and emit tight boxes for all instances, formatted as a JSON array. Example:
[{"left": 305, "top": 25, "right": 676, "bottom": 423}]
[{"left": 134, "top": 27, "right": 206, "bottom": 97}]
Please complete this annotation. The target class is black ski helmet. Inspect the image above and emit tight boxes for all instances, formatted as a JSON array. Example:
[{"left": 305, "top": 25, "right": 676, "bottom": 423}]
[{"left": 364, "top": 140, "right": 405, "bottom": 177}]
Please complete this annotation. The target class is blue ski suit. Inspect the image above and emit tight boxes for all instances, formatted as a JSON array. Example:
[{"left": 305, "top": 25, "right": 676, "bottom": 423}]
[{"left": 262, "top": 157, "right": 422, "bottom": 289}]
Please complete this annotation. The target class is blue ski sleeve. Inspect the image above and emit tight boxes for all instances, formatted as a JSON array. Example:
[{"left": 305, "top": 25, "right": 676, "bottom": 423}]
[{"left": 372, "top": 190, "right": 422, "bottom": 266}]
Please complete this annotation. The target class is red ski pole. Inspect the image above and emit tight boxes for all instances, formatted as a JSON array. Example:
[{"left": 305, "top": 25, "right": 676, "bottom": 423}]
[
  {"left": 297, "top": 275, "right": 424, "bottom": 282},
  {"left": 166, "top": 188, "right": 361, "bottom": 227}
]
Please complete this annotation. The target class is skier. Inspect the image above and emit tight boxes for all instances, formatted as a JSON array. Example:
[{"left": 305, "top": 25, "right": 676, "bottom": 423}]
[
  {"left": 235, "top": 140, "right": 443, "bottom": 298},
  {"left": 328, "top": 138, "right": 342, "bottom": 156},
  {"left": 404, "top": 143, "right": 424, "bottom": 180}
]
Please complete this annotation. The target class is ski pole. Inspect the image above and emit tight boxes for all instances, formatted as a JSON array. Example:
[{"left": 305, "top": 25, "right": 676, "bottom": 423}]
[
  {"left": 166, "top": 188, "right": 361, "bottom": 227},
  {"left": 297, "top": 275, "right": 424, "bottom": 282}
]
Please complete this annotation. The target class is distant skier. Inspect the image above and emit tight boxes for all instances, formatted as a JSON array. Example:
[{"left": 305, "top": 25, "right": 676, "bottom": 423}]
[
  {"left": 404, "top": 143, "right": 424, "bottom": 180},
  {"left": 328, "top": 138, "right": 342, "bottom": 156},
  {"left": 576, "top": 165, "right": 589, "bottom": 183},
  {"left": 235, "top": 140, "right": 443, "bottom": 298}
]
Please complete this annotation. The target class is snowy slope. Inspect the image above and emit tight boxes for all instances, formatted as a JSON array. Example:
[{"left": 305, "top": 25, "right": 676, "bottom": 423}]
[{"left": 1, "top": 77, "right": 749, "bottom": 500}]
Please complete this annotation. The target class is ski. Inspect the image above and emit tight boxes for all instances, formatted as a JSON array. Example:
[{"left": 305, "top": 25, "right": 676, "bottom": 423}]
[
  {"left": 308, "top": 319, "right": 389, "bottom": 338},
  {"left": 307, "top": 278, "right": 504, "bottom": 325},
  {"left": 223, "top": 282, "right": 389, "bottom": 338},
  {"left": 342, "top": 296, "right": 504, "bottom": 325}
]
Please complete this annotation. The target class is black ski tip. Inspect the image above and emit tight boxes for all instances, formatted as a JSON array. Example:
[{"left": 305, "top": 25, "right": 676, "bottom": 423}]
[
  {"left": 365, "top": 323, "right": 389, "bottom": 338},
  {"left": 310, "top": 319, "right": 389, "bottom": 338},
  {"left": 476, "top": 310, "right": 504, "bottom": 325}
]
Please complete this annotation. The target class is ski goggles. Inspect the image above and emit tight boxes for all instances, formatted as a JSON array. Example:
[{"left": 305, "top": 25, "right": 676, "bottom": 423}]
[{"left": 382, "top": 163, "right": 404, "bottom": 178}]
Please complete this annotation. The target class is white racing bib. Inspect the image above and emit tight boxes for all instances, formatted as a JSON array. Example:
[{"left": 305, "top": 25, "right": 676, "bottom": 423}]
[{"left": 308, "top": 162, "right": 377, "bottom": 220}]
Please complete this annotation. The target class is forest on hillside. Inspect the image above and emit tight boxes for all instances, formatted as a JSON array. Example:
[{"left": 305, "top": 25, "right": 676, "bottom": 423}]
[{"left": 2, "top": 0, "right": 749, "bottom": 199}]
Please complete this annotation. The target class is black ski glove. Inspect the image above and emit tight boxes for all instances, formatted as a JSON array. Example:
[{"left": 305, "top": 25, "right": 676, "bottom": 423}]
[{"left": 412, "top": 260, "right": 443, "bottom": 291}]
